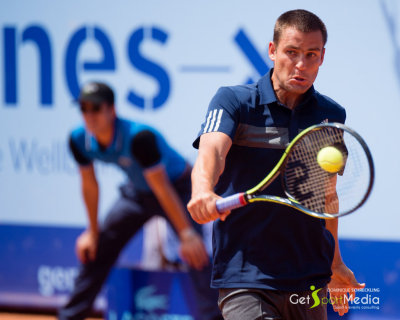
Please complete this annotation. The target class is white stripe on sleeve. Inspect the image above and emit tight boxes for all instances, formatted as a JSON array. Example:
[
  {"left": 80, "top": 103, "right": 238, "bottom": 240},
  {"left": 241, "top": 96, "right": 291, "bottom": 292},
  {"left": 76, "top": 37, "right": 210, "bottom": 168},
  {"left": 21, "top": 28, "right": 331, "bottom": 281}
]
[
  {"left": 207, "top": 109, "right": 218, "bottom": 133},
  {"left": 213, "top": 109, "right": 223, "bottom": 131},
  {"left": 203, "top": 111, "right": 213, "bottom": 133}
]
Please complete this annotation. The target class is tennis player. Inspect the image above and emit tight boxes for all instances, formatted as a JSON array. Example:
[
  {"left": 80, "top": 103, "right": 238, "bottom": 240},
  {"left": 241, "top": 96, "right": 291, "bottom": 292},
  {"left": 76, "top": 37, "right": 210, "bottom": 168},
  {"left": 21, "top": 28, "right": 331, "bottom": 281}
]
[
  {"left": 58, "top": 82, "right": 222, "bottom": 320},
  {"left": 188, "top": 9, "right": 364, "bottom": 319}
]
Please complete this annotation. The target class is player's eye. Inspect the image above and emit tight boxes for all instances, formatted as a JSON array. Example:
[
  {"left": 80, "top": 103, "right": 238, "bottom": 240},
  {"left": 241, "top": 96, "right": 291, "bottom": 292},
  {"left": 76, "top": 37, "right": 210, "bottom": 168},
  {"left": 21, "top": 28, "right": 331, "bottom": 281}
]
[{"left": 80, "top": 104, "right": 102, "bottom": 114}]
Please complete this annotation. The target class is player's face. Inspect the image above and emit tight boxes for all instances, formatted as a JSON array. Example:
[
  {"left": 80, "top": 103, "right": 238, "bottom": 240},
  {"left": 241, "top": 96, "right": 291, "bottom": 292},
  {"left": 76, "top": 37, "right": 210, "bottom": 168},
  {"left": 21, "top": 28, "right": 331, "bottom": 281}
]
[
  {"left": 80, "top": 101, "right": 115, "bottom": 135},
  {"left": 269, "top": 27, "right": 325, "bottom": 95}
]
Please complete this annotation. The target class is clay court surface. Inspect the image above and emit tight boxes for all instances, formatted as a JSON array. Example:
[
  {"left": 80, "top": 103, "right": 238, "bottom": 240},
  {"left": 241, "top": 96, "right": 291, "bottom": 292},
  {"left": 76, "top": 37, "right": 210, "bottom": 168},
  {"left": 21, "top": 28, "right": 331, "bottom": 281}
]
[{"left": 0, "top": 313, "right": 102, "bottom": 320}]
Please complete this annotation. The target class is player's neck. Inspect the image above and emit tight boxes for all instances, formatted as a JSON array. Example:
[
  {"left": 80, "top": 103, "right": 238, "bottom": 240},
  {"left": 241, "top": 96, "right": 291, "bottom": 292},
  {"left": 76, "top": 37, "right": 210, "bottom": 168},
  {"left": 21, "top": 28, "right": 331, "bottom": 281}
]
[
  {"left": 274, "top": 88, "right": 303, "bottom": 110},
  {"left": 95, "top": 121, "right": 115, "bottom": 148},
  {"left": 270, "top": 73, "right": 303, "bottom": 109}
]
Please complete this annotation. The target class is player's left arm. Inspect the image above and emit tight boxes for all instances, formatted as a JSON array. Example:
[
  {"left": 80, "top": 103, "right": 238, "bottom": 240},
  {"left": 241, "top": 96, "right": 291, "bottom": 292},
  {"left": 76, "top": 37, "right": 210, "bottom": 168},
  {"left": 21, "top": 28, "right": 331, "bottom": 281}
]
[
  {"left": 326, "top": 219, "right": 365, "bottom": 316},
  {"left": 131, "top": 130, "right": 209, "bottom": 270}
]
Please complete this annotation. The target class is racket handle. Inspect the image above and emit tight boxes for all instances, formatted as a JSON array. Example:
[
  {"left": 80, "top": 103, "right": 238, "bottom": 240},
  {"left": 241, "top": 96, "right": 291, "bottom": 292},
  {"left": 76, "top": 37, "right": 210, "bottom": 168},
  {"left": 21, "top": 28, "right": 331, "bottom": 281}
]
[{"left": 216, "top": 193, "right": 247, "bottom": 213}]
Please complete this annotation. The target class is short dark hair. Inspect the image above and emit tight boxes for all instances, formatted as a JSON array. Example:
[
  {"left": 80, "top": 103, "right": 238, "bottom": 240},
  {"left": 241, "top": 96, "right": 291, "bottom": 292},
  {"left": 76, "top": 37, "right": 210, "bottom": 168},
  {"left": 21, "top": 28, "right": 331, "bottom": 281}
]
[{"left": 273, "top": 9, "right": 327, "bottom": 46}]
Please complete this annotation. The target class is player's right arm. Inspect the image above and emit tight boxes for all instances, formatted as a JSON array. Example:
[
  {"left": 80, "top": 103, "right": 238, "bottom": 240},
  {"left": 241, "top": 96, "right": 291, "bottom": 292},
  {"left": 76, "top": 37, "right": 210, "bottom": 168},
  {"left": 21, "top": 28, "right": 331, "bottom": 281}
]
[
  {"left": 76, "top": 164, "right": 100, "bottom": 263},
  {"left": 187, "top": 132, "right": 232, "bottom": 224},
  {"left": 69, "top": 134, "right": 99, "bottom": 263},
  {"left": 188, "top": 86, "right": 240, "bottom": 224}
]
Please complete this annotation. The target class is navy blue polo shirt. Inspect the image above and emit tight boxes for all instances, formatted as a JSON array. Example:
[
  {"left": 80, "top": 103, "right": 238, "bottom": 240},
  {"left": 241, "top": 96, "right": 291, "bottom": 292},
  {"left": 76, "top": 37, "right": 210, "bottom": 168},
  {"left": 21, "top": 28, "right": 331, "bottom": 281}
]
[
  {"left": 194, "top": 69, "right": 346, "bottom": 291},
  {"left": 69, "top": 117, "right": 187, "bottom": 192}
]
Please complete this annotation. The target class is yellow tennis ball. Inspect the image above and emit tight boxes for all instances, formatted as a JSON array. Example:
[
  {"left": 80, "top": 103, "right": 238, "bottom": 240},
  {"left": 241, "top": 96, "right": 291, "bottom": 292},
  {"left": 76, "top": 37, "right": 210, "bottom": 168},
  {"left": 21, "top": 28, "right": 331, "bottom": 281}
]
[{"left": 317, "top": 146, "right": 344, "bottom": 173}]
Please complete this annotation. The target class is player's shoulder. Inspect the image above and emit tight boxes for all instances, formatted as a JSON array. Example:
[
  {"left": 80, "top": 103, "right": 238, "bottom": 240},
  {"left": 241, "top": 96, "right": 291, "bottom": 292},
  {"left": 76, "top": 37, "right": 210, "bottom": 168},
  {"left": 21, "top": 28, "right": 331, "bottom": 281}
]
[
  {"left": 314, "top": 90, "right": 345, "bottom": 111},
  {"left": 118, "top": 117, "right": 161, "bottom": 140},
  {"left": 212, "top": 83, "right": 257, "bottom": 111},
  {"left": 313, "top": 90, "right": 346, "bottom": 118},
  {"left": 68, "top": 125, "right": 89, "bottom": 157},
  {"left": 216, "top": 83, "right": 256, "bottom": 99},
  {"left": 69, "top": 125, "right": 86, "bottom": 143}
]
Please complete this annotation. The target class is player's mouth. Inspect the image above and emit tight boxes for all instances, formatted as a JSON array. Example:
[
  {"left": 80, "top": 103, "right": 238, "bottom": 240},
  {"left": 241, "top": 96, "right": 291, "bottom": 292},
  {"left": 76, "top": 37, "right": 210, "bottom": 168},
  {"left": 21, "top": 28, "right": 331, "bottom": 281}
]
[{"left": 292, "top": 75, "right": 306, "bottom": 82}]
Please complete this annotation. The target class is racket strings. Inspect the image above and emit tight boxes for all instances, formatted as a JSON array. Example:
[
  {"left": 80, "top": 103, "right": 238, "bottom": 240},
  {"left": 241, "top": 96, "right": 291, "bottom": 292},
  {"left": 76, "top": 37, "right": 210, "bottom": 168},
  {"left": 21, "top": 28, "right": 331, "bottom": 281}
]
[
  {"left": 284, "top": 128, "right": 339, "bottom": 213},
  {"left": 283, "top": 127, "right": 371, "bottom": 215}
]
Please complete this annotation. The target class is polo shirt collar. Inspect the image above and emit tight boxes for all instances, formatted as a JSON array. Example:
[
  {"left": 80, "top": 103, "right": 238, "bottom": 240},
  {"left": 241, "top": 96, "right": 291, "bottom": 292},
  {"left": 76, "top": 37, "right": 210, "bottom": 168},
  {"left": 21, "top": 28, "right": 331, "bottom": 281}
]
[
  {"left": 258, "top": 69, "right": 277, "bottom": 106},
  {"left": 86, "top": 117, "right": 122, "bottom": 152},
  {"left": 257, "top": 68, "right": 316, "bottom": 108}
]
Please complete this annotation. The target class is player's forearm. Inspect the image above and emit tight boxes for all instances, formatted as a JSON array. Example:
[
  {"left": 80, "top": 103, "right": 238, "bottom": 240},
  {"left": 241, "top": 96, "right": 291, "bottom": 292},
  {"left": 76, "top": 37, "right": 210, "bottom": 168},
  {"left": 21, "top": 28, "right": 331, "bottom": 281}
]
[
  {"left": 192, "top": 135, "right": 229, "bottom": 196},
  {"left": 155, "top": 182, "right": 193, "bottom": 235},
  {"left": 324, "top": 174, "right": 343, "bottom": 267},
  {"left": 81, "top": 181, "right": 99, "bottom": 235},
  {"left": 191, "top": 153, "right": 223, "bottom": 195},
  {"left": 144, "top": 165, "right": 193, "bottom": 236},
  {"left": 326, "top": 218, "right": 343, "bottom": 267}
]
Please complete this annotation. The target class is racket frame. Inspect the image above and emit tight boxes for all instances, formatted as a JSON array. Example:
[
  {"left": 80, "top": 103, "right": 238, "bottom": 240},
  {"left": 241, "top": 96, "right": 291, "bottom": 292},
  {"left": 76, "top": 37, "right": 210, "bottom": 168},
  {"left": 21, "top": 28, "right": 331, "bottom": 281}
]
[{"left": 218, "top": 122, "right": 374, "bottom": 219}]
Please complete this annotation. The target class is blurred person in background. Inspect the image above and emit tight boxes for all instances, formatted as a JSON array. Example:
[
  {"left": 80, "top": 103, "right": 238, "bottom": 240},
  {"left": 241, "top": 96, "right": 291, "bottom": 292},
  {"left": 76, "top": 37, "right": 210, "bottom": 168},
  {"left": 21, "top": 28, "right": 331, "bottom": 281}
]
[{"left": 58, "top": 82, "right": 222, "bottom": 320}]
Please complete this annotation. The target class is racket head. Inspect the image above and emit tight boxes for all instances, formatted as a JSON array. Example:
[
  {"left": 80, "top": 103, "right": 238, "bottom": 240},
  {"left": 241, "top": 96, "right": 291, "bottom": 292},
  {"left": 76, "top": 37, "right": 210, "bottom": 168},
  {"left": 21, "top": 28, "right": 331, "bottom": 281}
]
[{"left": 281, "top": 123, "right": 374, "bottom": 218}]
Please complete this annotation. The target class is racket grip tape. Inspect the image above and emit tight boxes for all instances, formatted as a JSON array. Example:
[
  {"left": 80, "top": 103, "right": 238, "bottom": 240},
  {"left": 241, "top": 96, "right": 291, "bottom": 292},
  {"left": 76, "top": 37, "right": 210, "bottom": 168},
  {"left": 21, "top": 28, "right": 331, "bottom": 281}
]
[{"left": 216, "top": 193, "right": 247, "bottom": 213}]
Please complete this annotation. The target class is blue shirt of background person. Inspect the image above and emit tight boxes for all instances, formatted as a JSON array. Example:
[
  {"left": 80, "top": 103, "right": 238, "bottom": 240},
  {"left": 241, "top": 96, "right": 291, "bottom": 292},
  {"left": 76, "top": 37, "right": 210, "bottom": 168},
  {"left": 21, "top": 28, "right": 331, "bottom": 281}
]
[{"left": 59, "top": 82, "right": 222, "bottom": 320}]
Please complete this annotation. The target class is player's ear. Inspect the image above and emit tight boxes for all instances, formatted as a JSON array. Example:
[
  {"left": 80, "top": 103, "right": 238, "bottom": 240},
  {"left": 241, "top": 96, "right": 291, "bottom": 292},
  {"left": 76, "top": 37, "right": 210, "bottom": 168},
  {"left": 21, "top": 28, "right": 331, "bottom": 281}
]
[
  {"left": 110, "top": 103, "right": 116, "bottom": 117},
  {"left": 268, "top": 41, "right": 277, "bottom": 62},
  {"left": 320, "top": 47, "right": 325, "bottom": 66}
]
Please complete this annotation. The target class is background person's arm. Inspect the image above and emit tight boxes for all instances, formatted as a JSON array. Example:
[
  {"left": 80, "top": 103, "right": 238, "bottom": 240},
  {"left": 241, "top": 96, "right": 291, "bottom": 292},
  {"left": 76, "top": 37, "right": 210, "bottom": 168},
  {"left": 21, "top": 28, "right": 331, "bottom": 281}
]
[
  {"left": 76, "top": 164, "right": 100, "bottom": 263},
  {"left": 131, "top": 130, "right": 209, "bottom": 270},
  {"left": 69, "top": 136, "right": 100, "bottom": 264},
  {"left": 144, "top": 165, "right": 209, "bottom": 270}
]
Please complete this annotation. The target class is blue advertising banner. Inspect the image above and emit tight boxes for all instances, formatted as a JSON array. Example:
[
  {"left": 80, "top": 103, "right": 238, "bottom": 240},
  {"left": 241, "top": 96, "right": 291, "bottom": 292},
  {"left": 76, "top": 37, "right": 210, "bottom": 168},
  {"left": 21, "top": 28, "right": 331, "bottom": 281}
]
[
  {"left": 107, "top": 268, "right": 198, "bottom": 320},
  {"left": 0, "top": 224, "right": 143, "bottom": 311}
]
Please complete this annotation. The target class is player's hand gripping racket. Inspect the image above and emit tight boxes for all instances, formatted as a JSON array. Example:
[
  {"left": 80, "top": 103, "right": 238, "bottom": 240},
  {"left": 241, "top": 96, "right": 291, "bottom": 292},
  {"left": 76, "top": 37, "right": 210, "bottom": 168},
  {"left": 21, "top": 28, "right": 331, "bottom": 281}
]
[{"left": 216, "top": 123, "right": 374, "bottom": 219}]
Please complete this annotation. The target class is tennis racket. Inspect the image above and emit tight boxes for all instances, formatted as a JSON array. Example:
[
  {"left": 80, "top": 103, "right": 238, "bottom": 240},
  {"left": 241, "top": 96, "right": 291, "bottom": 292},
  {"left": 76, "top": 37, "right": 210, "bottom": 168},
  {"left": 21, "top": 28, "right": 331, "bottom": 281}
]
[{"left": 216, "top": 122, "right": 374, "bottom": 219}]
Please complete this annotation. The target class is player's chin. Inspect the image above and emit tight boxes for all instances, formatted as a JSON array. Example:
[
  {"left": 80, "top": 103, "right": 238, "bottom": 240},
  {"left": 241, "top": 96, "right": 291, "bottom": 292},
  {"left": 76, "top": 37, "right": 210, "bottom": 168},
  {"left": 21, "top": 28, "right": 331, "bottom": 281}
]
[
  {"left": 88, "top": 125, "right": 105, "bottom": 136},
  {"left": 287, "top": 81, "right": 311, "bottom": 93},
  {"left": 84, "top": 123, "right": 97, "bottom": 133}
]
